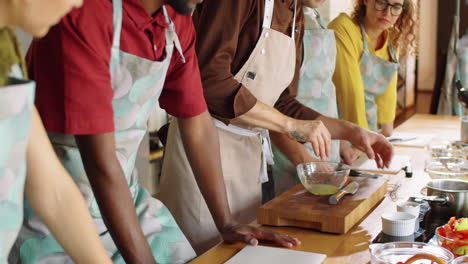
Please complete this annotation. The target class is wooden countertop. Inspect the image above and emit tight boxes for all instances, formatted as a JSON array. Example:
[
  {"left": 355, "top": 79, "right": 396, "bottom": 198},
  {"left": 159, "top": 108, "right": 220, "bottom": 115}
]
[{"left": 188, "top": 114, "right": 461, "bottom": 264}]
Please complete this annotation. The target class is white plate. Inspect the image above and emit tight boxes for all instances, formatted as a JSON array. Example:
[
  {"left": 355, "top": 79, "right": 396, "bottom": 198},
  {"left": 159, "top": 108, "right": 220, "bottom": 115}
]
[
  {"left": 388, "top": 132, "right": 434, "bottom": 148},
  {"left": 224, "top": 245, "right": 327, "bottom": 264}
]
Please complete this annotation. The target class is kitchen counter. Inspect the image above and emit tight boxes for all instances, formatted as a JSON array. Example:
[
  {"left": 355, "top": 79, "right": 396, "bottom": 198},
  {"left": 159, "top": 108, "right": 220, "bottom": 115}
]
[{"left": 188, "top": 114, "right": 461, "bottom": 264}]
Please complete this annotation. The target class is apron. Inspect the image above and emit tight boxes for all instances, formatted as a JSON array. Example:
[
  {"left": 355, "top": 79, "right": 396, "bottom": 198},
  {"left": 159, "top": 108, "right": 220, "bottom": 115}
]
[
  {"left": 159, "top": 0, "right": 297, "bottom": 254},
  {"left": 14, "top": 2, "right": 196, "bottom": 263},
  {"left": 457, "top": 46, "right": 468, "bottom": 115},
  {"left": 0, "top": 65, "right": 35, "bottom": 264},
  {"left": 359, "top": 21, "right": 399, "bottom": 131},
  {"left": 437, "top": 14, "right": 466, "bottom": 116},
  {"left": 271, "top": 8, "right": 340, "bottom": 196}
]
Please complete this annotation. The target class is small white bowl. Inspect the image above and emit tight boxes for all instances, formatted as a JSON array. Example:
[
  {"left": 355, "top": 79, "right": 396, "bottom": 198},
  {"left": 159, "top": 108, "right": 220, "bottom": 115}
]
[
  {"left": 381, "top": 212, "right": 417, "bottom": 237},
  {"left": 397, "top": 201, "right": 421, "bottom": 232},
  {"left": 453, "top": 256, "right": 468, "bottom": 264},
  {"left": 396, "top": 201, "right": 420, "bottom": 217}
]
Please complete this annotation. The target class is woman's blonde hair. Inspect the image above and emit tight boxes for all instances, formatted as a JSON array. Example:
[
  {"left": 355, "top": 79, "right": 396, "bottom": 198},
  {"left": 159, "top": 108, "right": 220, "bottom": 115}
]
[{"left": 351, "top": 0, "right": 418, "bottom": 56}]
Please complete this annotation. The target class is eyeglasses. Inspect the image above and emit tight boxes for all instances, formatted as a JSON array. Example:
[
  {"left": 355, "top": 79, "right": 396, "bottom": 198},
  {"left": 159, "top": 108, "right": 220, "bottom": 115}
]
[{"left": 374, "top": 0, "right": 404, "bottom": 16}]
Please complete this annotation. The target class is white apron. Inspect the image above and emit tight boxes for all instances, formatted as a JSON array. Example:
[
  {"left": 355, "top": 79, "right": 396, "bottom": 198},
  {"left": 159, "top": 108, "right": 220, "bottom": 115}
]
[
  {"left": 271, "top": 8, "right": 340, "bottom": 196},
  {"left": 14, "top": 2, "right": 196, "bottom": 263},
  {"left": 159, "top": 0, "right": 298, "bottom": 254}
]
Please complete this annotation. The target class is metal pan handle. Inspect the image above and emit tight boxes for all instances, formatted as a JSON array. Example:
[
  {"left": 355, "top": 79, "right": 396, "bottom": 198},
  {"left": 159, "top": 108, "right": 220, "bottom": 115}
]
[
  {"left": 410, "top": 195, "right": 448, "bottom": 204},
  {"left": 420, "top": 187, "right": 428, "bottom": 196}
]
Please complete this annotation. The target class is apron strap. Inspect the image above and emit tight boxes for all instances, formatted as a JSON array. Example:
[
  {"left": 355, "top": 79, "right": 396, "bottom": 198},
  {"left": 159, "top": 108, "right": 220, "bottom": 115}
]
[
  {"left": 263, "top": 0, "right": 297, "bottom": 39},
  {"left": 262, "top": 0, "right": 274, "bottom": 29},
  {"left": 162, "top": 5, "right": 186, "bottom": 63},
  {"left": 359, "top": 21, "right": 369, "bottom": 53},
  {"left": 291, "top": 0, "right": 297, "bottom": 39},
  {"left": 111, "top": 0, "right": 123, "bottom": 70},
  {"left": 313, "top": 9, "right": 327, "bottom": 29},
  {"left": 388, "top": 43, "right": 399, "bottom": 63},
  {"left": 212, "top": 118, "right": 274, "bottom": 183},
  {"left": 259, "top": 129, "right": 274, "bottom": 183}
]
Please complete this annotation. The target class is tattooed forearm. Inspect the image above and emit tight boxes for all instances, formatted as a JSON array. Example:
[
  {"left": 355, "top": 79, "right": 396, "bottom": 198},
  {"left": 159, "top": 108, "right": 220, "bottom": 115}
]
[{"left": 290, "top": 131, "right": 306, "bottom": 141}]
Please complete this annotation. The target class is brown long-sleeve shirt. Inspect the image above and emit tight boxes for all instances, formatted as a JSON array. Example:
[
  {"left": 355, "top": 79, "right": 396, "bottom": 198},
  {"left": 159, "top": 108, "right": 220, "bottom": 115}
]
[{"left": 193, "top": 0, "right": 321, "bottom": 124}]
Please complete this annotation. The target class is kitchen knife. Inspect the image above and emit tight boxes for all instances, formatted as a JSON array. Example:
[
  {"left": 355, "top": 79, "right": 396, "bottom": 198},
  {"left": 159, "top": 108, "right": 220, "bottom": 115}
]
[
  {"left": 328, "top": 181, "right": 360, "bottom": 205},
  {"left": 388, "top": 137, "right": 417, "bottom": 143},
  {"left": 350, "top": 169, "right": 382, "bottom": 179}
]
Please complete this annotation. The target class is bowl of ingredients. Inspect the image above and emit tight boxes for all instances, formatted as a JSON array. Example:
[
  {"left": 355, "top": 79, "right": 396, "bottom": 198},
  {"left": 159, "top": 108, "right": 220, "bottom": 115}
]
[
  {"left": 296, "top": 161, "right": 349, "bottom": 195},
  {"left": 369, "top": 242, "right": 454, "bottom": 264},
  {"left": 427, "top": 141, "right": 468, "bottom": 159},
  {"left": 425, "top": 158, "right": 468, "bottom": 181},
  {"left": 453, "top": 255, "right": 468, "bottom": 264},
  {"left": 436, "top": 217, "right": 468, "bottom": 257}
]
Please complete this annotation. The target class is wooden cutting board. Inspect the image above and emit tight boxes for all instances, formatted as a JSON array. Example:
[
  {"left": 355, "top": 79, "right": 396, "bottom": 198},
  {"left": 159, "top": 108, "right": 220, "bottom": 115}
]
[{"left": 257, "top": 176, "right": 387, "bottom": 234}]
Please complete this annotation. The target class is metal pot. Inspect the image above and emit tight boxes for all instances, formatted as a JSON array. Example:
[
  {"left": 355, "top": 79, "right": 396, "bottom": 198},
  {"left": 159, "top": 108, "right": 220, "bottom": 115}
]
[{"left": 411, "top": 179, "right": 468, "bottom": 218}]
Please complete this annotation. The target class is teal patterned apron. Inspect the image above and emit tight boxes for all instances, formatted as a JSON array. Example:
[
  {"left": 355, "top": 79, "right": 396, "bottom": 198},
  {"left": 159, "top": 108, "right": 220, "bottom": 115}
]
[
  {"left": 0, "top": 66, "right": 35, "bottom": 264},
  {"left": 272, "top": 9, "right": 340, "bottom": 195},
  {"left": 15, "top": 2, "right": 196, "bottom": 263},
  {"left": 359, "top": 22, "right": 399, "bottom": 131}
]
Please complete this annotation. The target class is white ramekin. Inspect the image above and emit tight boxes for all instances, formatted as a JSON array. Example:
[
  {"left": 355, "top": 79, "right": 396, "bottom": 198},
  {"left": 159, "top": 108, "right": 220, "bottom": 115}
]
[
  {"left": 396, "top": 201, "right": 421, "bottom": 217},
  {"left": 381, "top": 212, "right": 417, "bottom": 237},
  {"left": 397, "top": 201, "right": 421, "bottom": 232}
]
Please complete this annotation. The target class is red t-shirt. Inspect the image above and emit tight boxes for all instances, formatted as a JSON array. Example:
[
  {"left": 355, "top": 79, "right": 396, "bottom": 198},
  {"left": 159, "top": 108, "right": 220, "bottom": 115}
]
[{"left": 27, "top": 0, "right": 207, "bottom": 134}]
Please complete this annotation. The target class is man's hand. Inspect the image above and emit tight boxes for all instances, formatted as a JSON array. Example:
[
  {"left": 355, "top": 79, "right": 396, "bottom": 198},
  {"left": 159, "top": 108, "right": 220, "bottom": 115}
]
[
  {"left": 220, "top": 222, "right": 301, "bottom": 248},
  {"left": 347, "top": 127, "right": 393, "bottom": 168},
  {"left": 316, "top": 116, "right": 393, "bottom": 168},
  {"left": 229, "top": 101, "right": 331, "bottom": 161},
  {"left": 289, "top": 120, "right": 331, "bottom": 160},
  {"left": 340, "top": 140, "right": 359, "bottom": 165}
]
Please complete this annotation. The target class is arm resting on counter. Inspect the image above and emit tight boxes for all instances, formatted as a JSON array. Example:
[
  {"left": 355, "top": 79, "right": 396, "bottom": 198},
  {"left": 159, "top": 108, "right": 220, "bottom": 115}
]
[
  {"left": 25, "top": 107, "right": 112, "bottom": 264},
  {"left": 75, "top": 133, "right": 157, "bottom": 264}
]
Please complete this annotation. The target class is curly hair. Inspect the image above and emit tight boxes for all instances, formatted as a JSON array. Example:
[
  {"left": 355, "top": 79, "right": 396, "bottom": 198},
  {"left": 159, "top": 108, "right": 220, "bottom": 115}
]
[{"left": 351, "top": 0, "right": 418, "bottom": 56}]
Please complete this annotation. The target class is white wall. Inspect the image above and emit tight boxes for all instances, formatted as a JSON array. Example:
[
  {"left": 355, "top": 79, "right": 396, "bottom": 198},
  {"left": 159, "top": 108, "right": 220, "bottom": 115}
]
[
  {"left": 328, "top": 0, "right": 355, "bottom": 20},
  {"left": 417, "top": 0, "right": 438, "bottom": 91},
  {"left": 317, "top": 0, "right": 354, "bottom": 23}
]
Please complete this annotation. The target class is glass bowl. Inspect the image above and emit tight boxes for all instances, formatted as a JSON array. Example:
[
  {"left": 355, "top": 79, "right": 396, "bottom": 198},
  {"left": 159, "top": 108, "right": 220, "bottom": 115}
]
[
  {"left": 369, "top": 242, "right": 454, "bottom": 264},
  {"left": 427, "top": 141, "right": 468, "bottom": 159},
  {"left": 453, "top": 256, "right": 468, "bottom": 263},
  {"left": 436, "top": 226, "right": 468, "bottom": 258},
  {"left": 296, "top": 161, "right": 349, "bottom": 195},
  {"left": 425, "top": 158, "right": 468, "bottom": 181}
]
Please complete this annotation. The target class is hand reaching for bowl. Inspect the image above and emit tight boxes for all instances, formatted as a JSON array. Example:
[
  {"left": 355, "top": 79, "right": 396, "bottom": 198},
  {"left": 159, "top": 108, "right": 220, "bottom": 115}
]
[
  {"left": 311, "top": 116, "right": 394, "bottom": 168},
  {"left": 340, "top": 140, "right": 359, "bottom": 165},
  {"left": 345, "top": 126, "right": 393, "bottom": 168}
]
